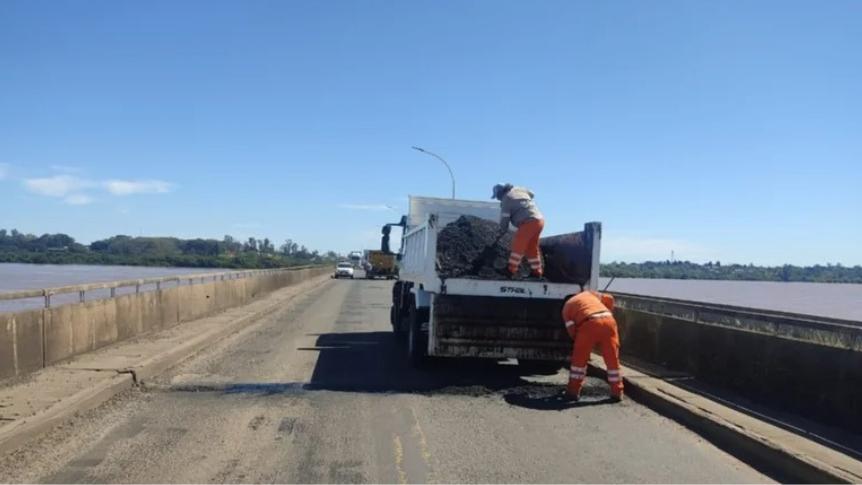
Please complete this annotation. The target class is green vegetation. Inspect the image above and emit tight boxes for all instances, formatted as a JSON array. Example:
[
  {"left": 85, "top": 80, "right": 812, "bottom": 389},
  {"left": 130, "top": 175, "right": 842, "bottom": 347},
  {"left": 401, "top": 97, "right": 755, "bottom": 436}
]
[
  {"left": 601, "top": 260, "right": 862, "bottom": 284},
  {"left": 4, "top": 228, "right": 859, "bottom": 282},
  {"left": 0, "top": 229, "right": 340, "bottom": 269}
]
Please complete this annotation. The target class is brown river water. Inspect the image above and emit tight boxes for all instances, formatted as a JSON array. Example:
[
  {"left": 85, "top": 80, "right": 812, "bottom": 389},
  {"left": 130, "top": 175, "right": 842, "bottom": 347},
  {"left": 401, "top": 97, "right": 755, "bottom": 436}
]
[
  {"left": 599, "top": 277, "right": 862, "bottom": 321},
  {"left": 0, "top": 263, "right": 226, "bottom": 313},
  {"left": 0, "top": 264, "right": 859, "bottom": 321}
]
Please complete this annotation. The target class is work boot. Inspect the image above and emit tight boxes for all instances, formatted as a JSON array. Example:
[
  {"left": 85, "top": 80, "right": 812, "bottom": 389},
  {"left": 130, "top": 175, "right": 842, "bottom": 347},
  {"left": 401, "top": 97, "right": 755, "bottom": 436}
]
[{"left": 507, "top": 267, "right": 523, "bottom": 280}]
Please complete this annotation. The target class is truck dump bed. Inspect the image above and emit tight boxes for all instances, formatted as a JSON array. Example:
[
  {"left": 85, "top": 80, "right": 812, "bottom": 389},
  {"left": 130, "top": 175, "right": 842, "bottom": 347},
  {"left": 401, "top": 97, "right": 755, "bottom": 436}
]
[
  {"left": 364, "top": 250, "right": 397, "bottom": 279},
  {"left": 394, "top": 195, "right": 601, "bottom": 362},
  {"left": 399, "top": 196, "right": 600, "bottom": 294}
]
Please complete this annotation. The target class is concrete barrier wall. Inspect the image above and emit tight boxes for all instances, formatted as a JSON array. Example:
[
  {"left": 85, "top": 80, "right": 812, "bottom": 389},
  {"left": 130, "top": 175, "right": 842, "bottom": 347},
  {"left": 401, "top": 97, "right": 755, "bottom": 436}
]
[
  {"left": 1, "top": 266, "right": 330, "bottom": 379},
  {"left": 613, "top": 293, "right": 862, "bottom": 433},
  {"left": 0, "top": 309, "right": 44, "bottom": 378}
]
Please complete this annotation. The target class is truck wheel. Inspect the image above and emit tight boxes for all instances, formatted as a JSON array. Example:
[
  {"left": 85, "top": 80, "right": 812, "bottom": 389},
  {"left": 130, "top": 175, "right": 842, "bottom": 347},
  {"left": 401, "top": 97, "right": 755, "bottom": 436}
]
[
  {"left": 391, "top": 282, "right": 403, "bottom": 333},
  {"left": 407, "top": 304, "right": 429, "bottom": 368},
  {"left": 390, "top": 306, "right": 403, "bottom": 333}
]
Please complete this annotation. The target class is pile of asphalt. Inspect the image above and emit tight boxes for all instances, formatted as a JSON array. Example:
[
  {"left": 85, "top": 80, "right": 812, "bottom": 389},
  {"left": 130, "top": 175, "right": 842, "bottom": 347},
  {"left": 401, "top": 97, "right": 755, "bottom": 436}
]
[{"left": 437, "top": 215, "right": 531, "bottom": 279}]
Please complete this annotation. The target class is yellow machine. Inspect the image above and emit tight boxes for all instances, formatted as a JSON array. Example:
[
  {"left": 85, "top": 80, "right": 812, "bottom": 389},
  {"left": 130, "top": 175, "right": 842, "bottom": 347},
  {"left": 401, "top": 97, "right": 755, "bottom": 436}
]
[{"left": 364, "top": 249, "right": 397, "bottom": 279}]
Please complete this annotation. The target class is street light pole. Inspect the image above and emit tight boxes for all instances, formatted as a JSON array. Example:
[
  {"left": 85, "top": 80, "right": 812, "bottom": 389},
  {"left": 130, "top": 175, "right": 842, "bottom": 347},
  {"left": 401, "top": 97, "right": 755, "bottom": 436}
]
[{"left": 412, "top": 146, "right": 455, "bottom": 199}]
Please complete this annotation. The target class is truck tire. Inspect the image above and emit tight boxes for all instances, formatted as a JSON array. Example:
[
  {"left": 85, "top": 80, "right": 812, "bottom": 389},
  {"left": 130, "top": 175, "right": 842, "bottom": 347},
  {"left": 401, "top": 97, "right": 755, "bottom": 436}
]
[
  {"left": 391, "top": 282, "right": 403, "bottom": 334},
  {"left": 407, "top": 303, "right": 429, "bottom": 368},
  {"left": 390, "top": 306, "right": 400, "bottom": 330}
]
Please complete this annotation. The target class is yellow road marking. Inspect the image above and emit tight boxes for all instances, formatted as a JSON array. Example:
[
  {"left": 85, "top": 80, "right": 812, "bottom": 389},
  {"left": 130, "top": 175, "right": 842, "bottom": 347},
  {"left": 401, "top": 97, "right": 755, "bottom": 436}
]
[
  {"left": 410, "top": 406, "right": 433, "bottom": 465},
  {"left": 392, "top": 434, "right": 408, "bottom": 484}
]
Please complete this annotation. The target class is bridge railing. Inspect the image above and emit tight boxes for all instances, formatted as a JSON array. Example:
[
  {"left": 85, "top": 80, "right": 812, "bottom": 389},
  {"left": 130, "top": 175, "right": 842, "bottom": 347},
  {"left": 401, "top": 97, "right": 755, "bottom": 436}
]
[
  {"left": 612, "top": 291, "right": 862, "bottom": 435},
  {"left": 0, "top": 265, "right": 319, "bottom": 313}
]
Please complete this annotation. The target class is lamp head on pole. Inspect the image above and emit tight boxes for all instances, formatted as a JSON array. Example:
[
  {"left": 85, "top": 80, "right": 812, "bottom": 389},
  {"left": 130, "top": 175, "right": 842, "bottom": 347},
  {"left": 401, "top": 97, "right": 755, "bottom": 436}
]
[{"left": 411, "top": 145, "right": 456, "bottom": 199}]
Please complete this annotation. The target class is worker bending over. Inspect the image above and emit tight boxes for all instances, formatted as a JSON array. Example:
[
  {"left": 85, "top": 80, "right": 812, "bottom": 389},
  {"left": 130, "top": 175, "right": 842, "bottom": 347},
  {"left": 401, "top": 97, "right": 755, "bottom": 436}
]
[
  {"left": 491, "top": 183, "right": 544, "bottom": 277},
  {"left": 561, "top": 290, "right": 623, "bottom": 401}
]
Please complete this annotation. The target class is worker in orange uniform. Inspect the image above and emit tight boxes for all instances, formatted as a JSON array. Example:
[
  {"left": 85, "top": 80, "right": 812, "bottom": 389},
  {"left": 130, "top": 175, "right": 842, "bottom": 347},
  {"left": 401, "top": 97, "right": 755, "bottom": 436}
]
[
  {"left": 561, "top": 290, "right": 623, "bottom": 401},
  {"left": 492, "top": 183, "right": 544, "bottom": 278}
]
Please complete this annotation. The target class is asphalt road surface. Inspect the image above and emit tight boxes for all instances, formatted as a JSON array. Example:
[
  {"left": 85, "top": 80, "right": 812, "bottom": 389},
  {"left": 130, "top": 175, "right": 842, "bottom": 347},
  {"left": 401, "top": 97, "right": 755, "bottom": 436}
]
[{"left": 0, "top": 278, "right": 773, "bottom": 483}]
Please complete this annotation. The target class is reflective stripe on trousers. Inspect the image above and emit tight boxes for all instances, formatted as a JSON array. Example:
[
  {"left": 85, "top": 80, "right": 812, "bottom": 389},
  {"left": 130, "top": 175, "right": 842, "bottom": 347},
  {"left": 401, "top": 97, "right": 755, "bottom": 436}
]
[
  {"left": 511, "top": 219, "right": 544, "bottom": 272},
  {"left": 569, "top": 365, "right": 586, "bottom": 381},
  {"left": 566, "top": 314, "right": 623, "bottom": 397}
]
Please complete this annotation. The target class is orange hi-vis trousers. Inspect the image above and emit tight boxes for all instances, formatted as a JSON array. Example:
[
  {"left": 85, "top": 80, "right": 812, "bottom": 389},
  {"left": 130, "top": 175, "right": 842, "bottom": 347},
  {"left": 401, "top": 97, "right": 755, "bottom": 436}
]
[
  {"left": 566, "top": 314, "right": 623, "bottom": 398},
  {"left": 509, "top": 218, "right": 545, "bottom": 276}
]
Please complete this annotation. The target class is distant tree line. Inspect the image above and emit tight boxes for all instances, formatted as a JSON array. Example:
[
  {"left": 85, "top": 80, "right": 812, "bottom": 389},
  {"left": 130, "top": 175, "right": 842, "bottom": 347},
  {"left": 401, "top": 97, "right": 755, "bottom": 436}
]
[
  {"left": 0, "top": 229, "right": 341, "bottom": 269},
  {"left": 601, "top": 260, "right": 862, "bottom": 284}
]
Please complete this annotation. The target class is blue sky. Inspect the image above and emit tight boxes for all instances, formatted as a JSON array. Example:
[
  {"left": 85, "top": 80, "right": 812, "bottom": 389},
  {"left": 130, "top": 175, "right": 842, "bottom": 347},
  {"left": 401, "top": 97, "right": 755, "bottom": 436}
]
[{"left": 1, "top": 0, "right": 859, "bottom": 265}]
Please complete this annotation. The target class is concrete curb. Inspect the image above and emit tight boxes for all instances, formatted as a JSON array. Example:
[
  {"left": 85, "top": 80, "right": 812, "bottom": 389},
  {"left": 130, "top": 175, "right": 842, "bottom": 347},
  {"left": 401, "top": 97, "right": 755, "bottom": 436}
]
[
  {"left": 0, "top": 275, "right": 330, "bottom": 455},
  {"left": 588, "top": 359, "right": 862, "bottom": 483},
  {"left": 0, "top": 373, "right": 134, "bottom": 456}
]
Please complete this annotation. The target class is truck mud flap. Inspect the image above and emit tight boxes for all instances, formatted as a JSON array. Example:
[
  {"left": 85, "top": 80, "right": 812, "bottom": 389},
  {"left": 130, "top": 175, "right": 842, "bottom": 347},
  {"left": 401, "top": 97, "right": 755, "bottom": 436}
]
[{"left": 431, "top": 295, "right": 571, "bottom": 361}]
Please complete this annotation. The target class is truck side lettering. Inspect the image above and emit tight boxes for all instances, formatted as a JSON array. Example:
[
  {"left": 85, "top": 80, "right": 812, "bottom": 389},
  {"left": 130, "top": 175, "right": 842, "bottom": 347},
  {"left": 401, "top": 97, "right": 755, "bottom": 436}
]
[{"left": 500, "top": 286, "right": 526, "bottom": 294}]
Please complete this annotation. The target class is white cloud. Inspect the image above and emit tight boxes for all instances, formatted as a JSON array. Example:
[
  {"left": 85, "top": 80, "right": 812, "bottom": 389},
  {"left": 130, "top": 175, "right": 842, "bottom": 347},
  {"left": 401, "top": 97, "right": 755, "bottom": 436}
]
[
  {"left": 64, "top": 194, "right": 94, "bottom": 205},
  {"left": 0, "top": 163, "right": 8, "bottom": 180},
  {"left": 103, "top": 179, "right": 173, "bottom": 195},
  {"left": 23, "top": 175, "right": 95, "bottom": 197},
  {"left": 338, "top": 203, "right": 395, "bottom": 211},
  {"left": 603, "top": 235, "right": 716, "bottom": 263},
  {"left": 22, "top": 174, "right": 175, "bottom": 205}
]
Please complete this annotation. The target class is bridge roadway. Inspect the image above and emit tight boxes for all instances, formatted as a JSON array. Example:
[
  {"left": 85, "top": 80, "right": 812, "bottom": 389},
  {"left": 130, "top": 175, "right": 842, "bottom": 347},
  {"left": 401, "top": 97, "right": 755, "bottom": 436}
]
[{"left": 0, "top": 276, "right": 773, "bottom": 483}]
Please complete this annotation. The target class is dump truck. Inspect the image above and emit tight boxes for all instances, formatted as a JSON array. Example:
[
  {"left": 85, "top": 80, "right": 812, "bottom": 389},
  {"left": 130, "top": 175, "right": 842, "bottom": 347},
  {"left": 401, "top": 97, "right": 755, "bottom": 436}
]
[
  {"left": 364, "top": 249, "right": 398, "bottom": 279},
  {"left": 390, "top": 195, "right": 601, "bottom": 366}
]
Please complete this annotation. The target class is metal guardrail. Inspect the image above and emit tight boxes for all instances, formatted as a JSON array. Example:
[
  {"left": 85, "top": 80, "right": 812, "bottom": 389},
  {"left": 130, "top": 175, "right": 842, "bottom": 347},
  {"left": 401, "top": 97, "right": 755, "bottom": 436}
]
[{"left": 0, "top": 265, "right": 319, "bottom": 310}]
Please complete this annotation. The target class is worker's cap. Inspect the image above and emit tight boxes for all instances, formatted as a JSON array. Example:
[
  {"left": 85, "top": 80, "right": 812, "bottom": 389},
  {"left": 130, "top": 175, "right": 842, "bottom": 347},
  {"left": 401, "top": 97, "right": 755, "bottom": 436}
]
[{"left": 491, "top": 183, "right": 512, "bottom": 199}]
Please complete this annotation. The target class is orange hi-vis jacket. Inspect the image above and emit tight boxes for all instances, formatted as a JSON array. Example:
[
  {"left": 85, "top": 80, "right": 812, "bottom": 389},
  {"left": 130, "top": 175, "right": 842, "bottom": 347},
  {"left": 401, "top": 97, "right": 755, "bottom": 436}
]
[
  {"left": 561, "top": 291, "right": 623, "bottom": 398},
  {"left": 562, "top": 291, "right": 614, "bottom": 329}
]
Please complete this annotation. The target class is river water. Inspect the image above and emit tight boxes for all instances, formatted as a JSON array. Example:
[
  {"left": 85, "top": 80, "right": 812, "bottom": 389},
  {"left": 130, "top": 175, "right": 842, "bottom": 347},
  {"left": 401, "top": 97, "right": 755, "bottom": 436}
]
[
  {"left": 0, "top": 263, "right": 228, "bottom": 313},
  {"left": 0, "top": 263, "right": 223, "bottom": 292},
  {"left": 0, "top": 263, "right": 859, "bottom": 321},
  {"left": 598, "top": 277, "right": 862, "bottom": 322}
]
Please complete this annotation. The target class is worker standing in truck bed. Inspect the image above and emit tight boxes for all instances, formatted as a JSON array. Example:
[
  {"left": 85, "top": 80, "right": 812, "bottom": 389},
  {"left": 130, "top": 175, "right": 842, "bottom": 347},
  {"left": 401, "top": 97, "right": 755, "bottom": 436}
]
[
  {"left": 492, "top": 183, "right": 544, "bottom": 278},
  {"left": 562, "top": 290, "right": 623, "bottom": 401}
]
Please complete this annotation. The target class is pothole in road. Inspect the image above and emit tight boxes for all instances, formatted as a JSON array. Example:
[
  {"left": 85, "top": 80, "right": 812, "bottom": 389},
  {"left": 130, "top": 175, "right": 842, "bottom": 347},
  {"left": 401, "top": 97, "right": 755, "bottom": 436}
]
[
  {"left": 138, "top": 379, "right": 605, "bottom": 404},
  {"left": 142, "top": 381, "right": 310, "bottom": 395},
  {"left": 140, "top": 370, "right": 615, "bottom": 409}
]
